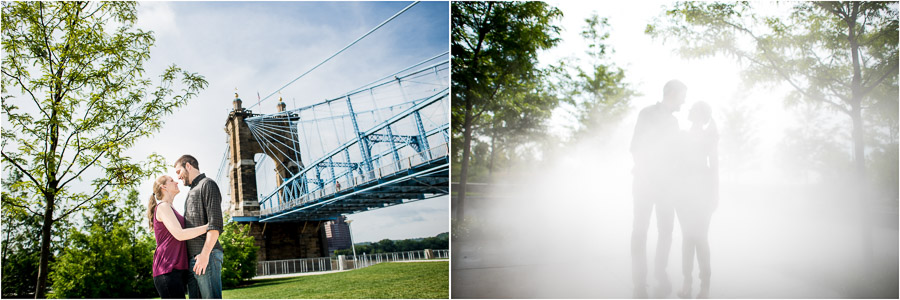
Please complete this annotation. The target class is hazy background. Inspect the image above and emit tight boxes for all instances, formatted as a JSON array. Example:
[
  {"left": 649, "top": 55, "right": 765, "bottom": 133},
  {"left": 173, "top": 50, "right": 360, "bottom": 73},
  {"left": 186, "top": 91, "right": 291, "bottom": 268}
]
[{"left": 451, "top": 1, "right": 898, "bottom": 298}]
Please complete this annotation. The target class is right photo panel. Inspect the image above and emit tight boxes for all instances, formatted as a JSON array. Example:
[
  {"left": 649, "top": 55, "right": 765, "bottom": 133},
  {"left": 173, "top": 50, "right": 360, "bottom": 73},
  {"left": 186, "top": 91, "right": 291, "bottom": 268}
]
[{"left": 450, "top": 1, "right": 899, "bottom": 299}]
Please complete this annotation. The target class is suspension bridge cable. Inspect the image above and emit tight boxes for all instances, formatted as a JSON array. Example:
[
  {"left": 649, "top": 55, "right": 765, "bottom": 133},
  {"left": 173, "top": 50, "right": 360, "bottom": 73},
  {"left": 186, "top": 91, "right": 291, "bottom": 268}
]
[
  {"left": 249, "top": 1, "right": 420, "bottom": 110},
  {"left": 327, "top": 102, "right": 343, "bottom": 181},
  {"left": 344, "top": 51, "right": 448, "bottom": 95},
  {"left": 246, "top": 59, "right": 448, "bottom": 122},
  {"left": 311, "top": 106, "right": 328, "bottom": 161}
]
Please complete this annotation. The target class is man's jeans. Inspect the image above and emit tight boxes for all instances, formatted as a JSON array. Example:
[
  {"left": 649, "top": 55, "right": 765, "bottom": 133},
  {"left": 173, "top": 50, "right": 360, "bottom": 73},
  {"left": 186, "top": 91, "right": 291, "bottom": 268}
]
[
  {"left": 187, "top": 248, "right": 224, "bottom": 299},
  {"left": 631, "top": 180, "right": 675, "bottom": 292}
]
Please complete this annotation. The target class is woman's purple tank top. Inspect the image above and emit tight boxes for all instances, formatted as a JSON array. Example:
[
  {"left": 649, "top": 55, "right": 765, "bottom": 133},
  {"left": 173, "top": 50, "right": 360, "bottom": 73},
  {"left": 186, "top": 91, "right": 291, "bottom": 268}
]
[{"left": 152, "top": 204, "right": 189, "bottom": 277}]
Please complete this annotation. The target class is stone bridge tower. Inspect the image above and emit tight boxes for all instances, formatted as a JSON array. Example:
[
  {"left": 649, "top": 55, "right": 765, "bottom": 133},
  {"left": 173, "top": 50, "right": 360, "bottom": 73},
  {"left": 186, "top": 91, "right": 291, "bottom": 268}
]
[{"left": 225, "top": 94, "right": 328, "bottom": 261}]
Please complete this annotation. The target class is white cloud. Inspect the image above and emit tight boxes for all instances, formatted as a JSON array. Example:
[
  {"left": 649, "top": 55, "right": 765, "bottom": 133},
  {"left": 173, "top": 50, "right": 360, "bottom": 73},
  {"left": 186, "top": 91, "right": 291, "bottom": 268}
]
[{"left": 136, "top": 2, "right": 177, "bottom": 38}]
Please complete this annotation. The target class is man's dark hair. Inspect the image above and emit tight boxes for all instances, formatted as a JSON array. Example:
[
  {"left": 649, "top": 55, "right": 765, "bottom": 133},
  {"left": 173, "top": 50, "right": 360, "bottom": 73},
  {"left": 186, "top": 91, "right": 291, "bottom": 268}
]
[
  {"left": 175, "top": 154, "right": 199, "bottom": 170},
  {"left": 663, "top": 79, "right": 687, "bottom": 100}
]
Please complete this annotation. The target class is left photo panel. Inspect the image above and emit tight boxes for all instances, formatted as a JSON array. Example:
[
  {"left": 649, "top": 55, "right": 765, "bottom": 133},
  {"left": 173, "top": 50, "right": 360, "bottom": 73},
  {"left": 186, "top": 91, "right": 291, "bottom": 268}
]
[{"left": 1, "top": 1, "right": 450, "bottom": 299}]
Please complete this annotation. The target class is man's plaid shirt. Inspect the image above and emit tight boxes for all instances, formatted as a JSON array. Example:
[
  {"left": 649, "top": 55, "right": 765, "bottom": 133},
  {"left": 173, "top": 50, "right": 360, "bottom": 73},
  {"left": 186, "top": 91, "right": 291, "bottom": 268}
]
[{"left": 183, "top": 173, "right": 224, "bottom": 257}]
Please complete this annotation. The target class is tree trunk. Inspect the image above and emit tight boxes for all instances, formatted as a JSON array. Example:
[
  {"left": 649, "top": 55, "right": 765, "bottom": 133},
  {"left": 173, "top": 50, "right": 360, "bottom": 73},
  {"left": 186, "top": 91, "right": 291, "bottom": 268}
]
[
  {"left": 489, "top": 121, "right": 497, "bottom": 176},
  {"left": 35, "top": 195, "right": 54, "bottom": 299},
  {"left": 457, "top": 97, "right": 475, "bottom": 221},
  {"left": 850, "top": 105, "right": 866, "bottom": 180},
  {"left": 2, "top": 231, "right": 9, "bottom": 263},
  {"left": 845, "top": 2, "right": 873, "bottom": 267},
  {"left": 36, "top": 61, "right": 63, "bottom": 298},
  {"left": 454, "top": 2, "right": 492, "bottom": 222}
]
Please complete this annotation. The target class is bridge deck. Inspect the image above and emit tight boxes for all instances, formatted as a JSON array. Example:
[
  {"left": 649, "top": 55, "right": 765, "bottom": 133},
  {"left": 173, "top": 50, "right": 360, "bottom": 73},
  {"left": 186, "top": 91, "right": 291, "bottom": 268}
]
[{"left": 235, "top": 144, "right": 448, "bottom": 223}]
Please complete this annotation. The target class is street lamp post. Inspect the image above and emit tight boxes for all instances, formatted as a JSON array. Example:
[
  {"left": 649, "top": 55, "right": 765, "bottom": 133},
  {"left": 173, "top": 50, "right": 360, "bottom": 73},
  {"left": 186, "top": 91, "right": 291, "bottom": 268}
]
[{"left": 345, "top": 219, "right": 357, "bottom": 267}]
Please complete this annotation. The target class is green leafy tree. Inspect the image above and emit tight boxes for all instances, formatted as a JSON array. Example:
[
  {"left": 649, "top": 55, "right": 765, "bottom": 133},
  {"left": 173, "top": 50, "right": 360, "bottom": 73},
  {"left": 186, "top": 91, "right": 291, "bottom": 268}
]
[
  {"left": 221, "top": 216, "right": 259, "bottom": 289},
  {"left": 559, "top": 14, "right": 638, "bottom": 143},
  {"left": 375, "top": 239, "right": 396, "bottom": 253},
  {"left": 1, "top": 2, "right": 208, "bottom": 296},
  {"left": 646, "top": 1, "right": 898, "bottom": 185},
  {"left": 451, "top": 1, "right": 563, "bottom": 220},
  {"left": 480, "top": 77, "right": 559, "bottom": 177},
  {"left": 49, "top": 189, "right": 155, "bottom": 298},
  {"left": 334, "top": 233, "right": 448, "bottom": 256},
  {"left": 1, "top": 169, "right": 69, "bottom": 298}
]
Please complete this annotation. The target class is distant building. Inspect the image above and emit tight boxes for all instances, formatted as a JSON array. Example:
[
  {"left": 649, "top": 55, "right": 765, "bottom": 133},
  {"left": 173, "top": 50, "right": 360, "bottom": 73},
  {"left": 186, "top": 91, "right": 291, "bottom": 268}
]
[{"left": 325, "top": 215, "right": 352, "bottom": 254}]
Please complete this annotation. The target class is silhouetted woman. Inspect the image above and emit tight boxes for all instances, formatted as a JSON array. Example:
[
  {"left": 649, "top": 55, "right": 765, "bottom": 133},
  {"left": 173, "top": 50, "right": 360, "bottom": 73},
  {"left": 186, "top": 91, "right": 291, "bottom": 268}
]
[
  {"left": 147, "top": 175, "right": 209, "bottom": 298},
  {"left": 676, "top": 101, "right": 719, "bottom": 299}
]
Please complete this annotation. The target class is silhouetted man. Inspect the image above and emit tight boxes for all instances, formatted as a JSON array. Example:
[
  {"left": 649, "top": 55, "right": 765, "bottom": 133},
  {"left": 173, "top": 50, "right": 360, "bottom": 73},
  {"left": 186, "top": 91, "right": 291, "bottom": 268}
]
[{"left": 630, "top": 80, "right": 686, "bottom": 298}]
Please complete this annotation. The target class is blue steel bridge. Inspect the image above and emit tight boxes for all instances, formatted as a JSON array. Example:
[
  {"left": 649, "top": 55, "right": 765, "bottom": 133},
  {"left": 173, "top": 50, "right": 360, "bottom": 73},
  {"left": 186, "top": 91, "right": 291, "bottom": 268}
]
[{"left": 220, "top": 54, "right": 449, "bottom": 224}]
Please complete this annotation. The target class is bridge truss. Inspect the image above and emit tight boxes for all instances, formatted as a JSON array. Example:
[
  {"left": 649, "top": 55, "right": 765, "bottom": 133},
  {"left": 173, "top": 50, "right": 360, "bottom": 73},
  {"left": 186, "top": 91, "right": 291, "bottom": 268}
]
[{"left": 230, "top": 54, "right": 449, "bottom": 222}]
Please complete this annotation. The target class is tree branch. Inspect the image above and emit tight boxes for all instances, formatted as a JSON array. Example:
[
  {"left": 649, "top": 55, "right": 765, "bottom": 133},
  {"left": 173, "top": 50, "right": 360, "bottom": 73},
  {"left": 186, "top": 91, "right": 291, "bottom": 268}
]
[
  {"left": 57, "top": 148, "right": 105, "bottom": 189},
  {"left": 1, "top": 69, "right": 52, "bottom": 120},
  {"left": 38, "top": 2, "right": 57, "bottom": 82},
  {"left": 860, "top": 62, "right": 899, "bottom": 96},
  {"left": 56, "top": 128, "right": 80, "bottom": 180},
  {"left": 1, "top": 198, "right": 42, "bottom": 217},
  {"left": 54, "top": 178, "right": 112, "bottom": 222},
  {"left": 0, "top": 151, "right": 47, "bottom": 195},
  {"left": 718, "top": 19, "right": 850, "bottom": 114}
]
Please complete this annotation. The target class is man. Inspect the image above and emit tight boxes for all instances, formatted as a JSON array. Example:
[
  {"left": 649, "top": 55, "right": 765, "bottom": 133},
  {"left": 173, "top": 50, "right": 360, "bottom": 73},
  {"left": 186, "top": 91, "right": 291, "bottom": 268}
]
[
  {"left": 175, "top": 155, "right": 224, "bottom": 299},
  {"left": 629, "top": 80, "right": 686, "bottom": 298}
]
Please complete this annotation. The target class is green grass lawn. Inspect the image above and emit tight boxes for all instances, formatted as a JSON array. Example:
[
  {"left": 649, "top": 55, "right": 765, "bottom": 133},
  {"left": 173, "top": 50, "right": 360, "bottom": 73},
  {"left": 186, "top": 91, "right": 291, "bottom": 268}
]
[{"left": 223, "top": 261, "right": 449, "bottom": 299}]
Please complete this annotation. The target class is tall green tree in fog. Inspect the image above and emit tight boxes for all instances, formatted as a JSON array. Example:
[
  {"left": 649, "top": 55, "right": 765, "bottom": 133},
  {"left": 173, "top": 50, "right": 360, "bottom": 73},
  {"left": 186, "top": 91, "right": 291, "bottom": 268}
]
[
  {"left": 480, "top": 76, "right": 558, "bottom": 176},
  {"left": 451, "top": 1, "right": 562, "bottom": 220},
  {"left": 559, "top": 14, "right": 637, "bottom": 142},
  {"left": 1, "top": 2, "right": 207, "bottom": 297},
  {"left": 646, "top": 2, "right": 898, "bottom": 182}
]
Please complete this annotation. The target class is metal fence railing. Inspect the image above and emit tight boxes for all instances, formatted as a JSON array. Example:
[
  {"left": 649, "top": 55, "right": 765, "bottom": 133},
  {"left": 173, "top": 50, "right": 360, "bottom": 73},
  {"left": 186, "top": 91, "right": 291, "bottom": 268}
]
[
  {"left": 260, "top": 143, "right": 449, "bottom": 216},
  {"left": 256, "top": 249, "right": 449, "bottom": 277}
]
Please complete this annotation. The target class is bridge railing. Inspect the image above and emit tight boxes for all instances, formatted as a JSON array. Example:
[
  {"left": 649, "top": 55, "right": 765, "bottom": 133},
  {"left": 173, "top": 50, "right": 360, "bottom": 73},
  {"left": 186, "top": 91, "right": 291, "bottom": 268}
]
[
  {"left": 260, "top": 143, "right": 449, "bottom": 216},
  {"left": 256, "top": 249, "right": 449, "bottom": 277}
]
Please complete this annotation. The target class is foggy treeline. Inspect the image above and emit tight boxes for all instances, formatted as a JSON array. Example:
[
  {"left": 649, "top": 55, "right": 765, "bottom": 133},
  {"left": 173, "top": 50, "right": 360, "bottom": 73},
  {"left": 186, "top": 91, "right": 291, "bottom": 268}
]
[{"left": 451, "top": 1, "right": 898, "bottom": 299}]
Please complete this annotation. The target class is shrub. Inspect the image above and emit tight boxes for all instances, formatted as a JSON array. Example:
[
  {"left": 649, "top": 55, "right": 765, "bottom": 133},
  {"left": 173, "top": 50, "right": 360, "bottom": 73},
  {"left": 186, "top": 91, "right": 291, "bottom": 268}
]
[
  {"left": 221, "top": 217, "right": 259, "bottom": 288},
  {"left": 47, "top": 191, "right": 155, "bottom": 298}
]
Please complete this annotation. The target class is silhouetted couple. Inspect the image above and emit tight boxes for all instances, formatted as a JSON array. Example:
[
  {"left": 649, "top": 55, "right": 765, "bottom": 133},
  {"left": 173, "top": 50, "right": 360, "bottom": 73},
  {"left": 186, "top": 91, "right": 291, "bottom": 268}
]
[{"left": 630, "top": 80, "right": 719, "bottom": 299}]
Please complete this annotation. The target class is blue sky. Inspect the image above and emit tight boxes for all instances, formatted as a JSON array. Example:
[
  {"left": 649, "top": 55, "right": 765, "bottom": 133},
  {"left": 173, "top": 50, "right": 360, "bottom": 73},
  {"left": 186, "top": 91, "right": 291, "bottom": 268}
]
[{"left": 130, "top": 1, "right": 449, "bottom": 243}]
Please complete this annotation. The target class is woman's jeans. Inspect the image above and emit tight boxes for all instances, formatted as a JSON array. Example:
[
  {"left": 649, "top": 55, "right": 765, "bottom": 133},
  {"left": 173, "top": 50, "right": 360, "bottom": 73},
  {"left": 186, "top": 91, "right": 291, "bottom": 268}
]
[
  {"left": 154, "top": 269, "right": 188, "bottom": 299},
  {"left": 187, "top": 248, "right": 224, "bottom": 299}
]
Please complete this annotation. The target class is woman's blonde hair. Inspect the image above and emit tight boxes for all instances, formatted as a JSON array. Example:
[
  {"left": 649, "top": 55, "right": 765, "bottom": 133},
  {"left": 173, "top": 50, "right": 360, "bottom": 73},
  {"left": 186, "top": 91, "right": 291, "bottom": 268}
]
[{"left": 146, "top": 175, "right": 168, "bottom": 229}]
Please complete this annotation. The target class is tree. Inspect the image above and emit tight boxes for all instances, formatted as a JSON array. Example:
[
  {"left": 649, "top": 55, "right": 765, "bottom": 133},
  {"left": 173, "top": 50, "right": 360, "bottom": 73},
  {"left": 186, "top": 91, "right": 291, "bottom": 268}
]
[
  {"left": 375, "top": 239, "right": 396, "bottom": 253},
  {"left": 559, "top": 14, "right": 637, "bottom": 143},
  {"left": 221, "top": 216, "right": 259, "bottom": 289},
  {"left": 49, "top": 190, "right": 155, "bottom": 298},
  {"left": 451, "top": 1, "right": 562, "bottom": 220},
  {"left": 1, "top": 169, "right": 69, "bottom": 298},
  {"left": 479, "top": 76, "right": 559, "bottom": 177},
  {"left": 646, "top": 1, "right": 898, "bottom": 181},
  {"left": 1, "top": 2, "right": 208, "bottom": 296}
]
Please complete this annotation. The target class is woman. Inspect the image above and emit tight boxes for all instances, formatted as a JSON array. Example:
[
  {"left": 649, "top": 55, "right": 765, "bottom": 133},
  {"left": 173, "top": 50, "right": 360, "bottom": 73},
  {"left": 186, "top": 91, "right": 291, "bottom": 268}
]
[
  {"left": 676, "top": 101, "right": 719, "bottom": 299},
  {"left": 147, "top": 175, "right": 209, "bottom": 298}
]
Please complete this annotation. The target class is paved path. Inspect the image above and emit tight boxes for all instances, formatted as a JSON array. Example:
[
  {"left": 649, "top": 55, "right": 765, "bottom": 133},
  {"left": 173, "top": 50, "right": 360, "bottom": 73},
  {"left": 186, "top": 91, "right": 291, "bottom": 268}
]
[{"left": 451, "top": 181, "right": 898, "bottom": 298}]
